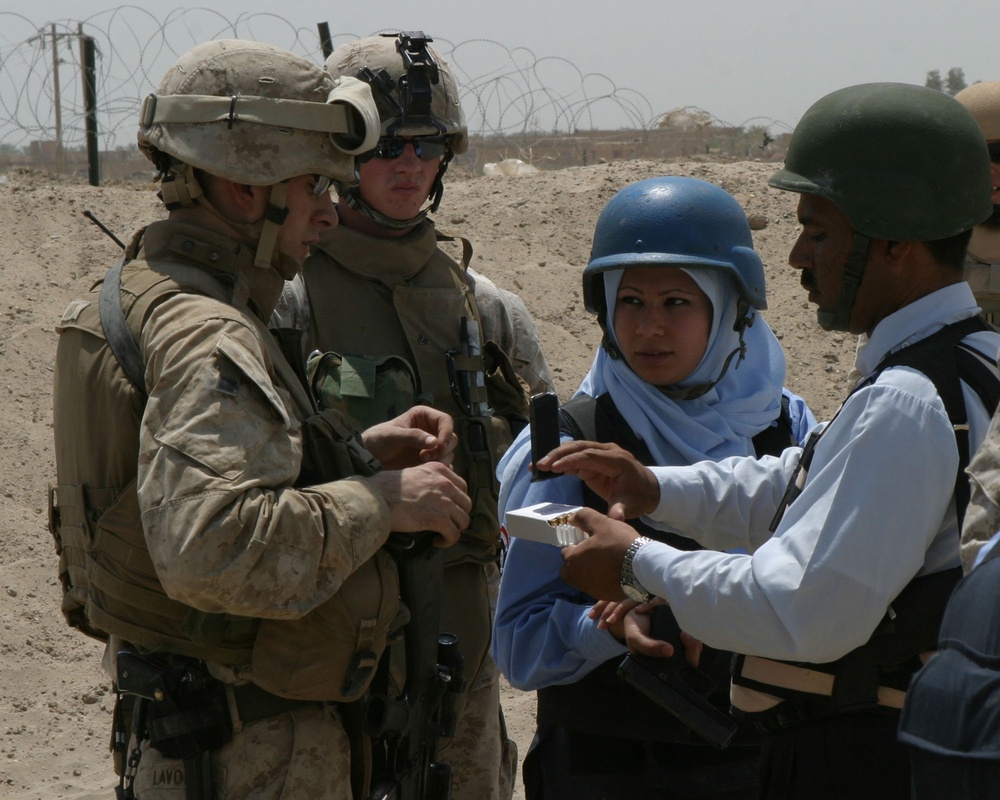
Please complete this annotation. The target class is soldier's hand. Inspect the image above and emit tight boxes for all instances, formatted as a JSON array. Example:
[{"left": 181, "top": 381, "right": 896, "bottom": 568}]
[
  {"left": 363, "top": 405, "right": 458, "bottom": 469},
  {"left": 536, "top": 440, "right": 659, "bottom": 520},
  {"left": 369, "top": 462, "right": 470, "bottom": 547}
]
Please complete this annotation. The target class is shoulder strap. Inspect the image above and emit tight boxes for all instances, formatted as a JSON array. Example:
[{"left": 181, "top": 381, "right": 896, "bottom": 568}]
[
  {"left": 97, "top": 258, "right": 240, "bottom": 398},
  {"left": 561, "top": 392, "right": 795, "bottom": 462},
  {"left": 557, "top": 393, "right": 596, "bottom": 442},
  {"left": 751, "top": 394, "right": 796, "bottom": 458},
  {"left": 434, "top": 228, "right": 473, "bottom": 271},
  {"left": 558, "top": 393, "right": 656, "bottom": 466},
  {"left": 955, "top": 341, "right": 1000, "bottom": 418},
  {"left": 863, "top": 316, "right": 1000, "bottom": 529},
  {"left": 99, "top": 257, "right": 146, "bottom": 394}
]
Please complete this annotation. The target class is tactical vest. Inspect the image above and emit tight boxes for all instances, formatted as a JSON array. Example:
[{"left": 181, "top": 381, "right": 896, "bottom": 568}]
[
  {"left": 50, "top": 248, "right": 397, "bottom": 702},
  {"left": 297, "top": 225, "right": 528, "bottom": 566},
  {"left": 731, "top": 316, "right": 1000, "bottom": 731},
  {"left": 532, "top": 391, "right": 795, "bottom": 744},
  {"left": 898, "top": 531, "right": 1000, "bottom": 758}
]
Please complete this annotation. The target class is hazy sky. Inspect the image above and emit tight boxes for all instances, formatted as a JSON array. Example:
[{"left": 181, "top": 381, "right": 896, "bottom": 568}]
[{"left": 12, "top": 0, "right": 1000, "bottom": 132}]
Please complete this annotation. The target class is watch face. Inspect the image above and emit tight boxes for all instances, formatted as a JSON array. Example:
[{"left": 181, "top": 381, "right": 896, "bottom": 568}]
[{"left": 622, "top": 583, "right": 650, "bottom": 603}]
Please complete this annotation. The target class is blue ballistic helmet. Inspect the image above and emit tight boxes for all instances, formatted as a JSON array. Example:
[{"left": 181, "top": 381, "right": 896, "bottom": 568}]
[{"left": 583, "top": 176, "right": 767, "bottom": 319}]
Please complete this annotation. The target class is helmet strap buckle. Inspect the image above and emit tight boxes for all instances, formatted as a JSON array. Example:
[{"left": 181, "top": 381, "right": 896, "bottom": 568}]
[
  {"left": 159, "top": 162, "right": 204, "bottom": 211},
  {"left": 817, "top": 232, "right": 870, "bottom": 332},
  {"left": 254, "top": 181, "right": 289, "bottom": 270}
]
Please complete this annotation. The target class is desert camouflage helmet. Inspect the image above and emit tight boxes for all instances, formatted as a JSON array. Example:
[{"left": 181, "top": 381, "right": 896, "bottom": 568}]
[
  {"left": 325, "top": 32, "right": 468, "bottom": 155},
  {"left": 138, "top": 39, "right": 380, "bottom": 186},
  {"left": 955, "top": 81, "right": 1000, "bottom": 142}
]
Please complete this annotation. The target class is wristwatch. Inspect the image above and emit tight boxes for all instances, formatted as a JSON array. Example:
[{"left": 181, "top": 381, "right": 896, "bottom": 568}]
[{"left": 620, "top": 536, "right": 653, "bottom": 603}]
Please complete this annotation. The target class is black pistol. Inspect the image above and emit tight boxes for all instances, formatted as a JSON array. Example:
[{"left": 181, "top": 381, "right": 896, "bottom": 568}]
[{"left": 617, "top": 606, "right": 737, "bottom": 749}]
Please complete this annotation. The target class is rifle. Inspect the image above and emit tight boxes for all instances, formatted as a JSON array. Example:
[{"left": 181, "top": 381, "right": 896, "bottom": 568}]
[{"left": 366, "top": 535, "right": 464, "bottom": 800}]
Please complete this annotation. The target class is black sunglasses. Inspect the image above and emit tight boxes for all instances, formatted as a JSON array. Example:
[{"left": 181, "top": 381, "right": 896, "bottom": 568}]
[
  {"left": 989, "top": 142, "right": 1000, "bottom": 164},
  {"left": 360, "top": 136, "right": 450, "bottom": 163}
]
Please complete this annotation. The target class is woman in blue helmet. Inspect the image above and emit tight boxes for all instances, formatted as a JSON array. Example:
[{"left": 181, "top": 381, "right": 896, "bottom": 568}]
[{"left": 492, "top": 176, "right": 815, "bottom": 799}]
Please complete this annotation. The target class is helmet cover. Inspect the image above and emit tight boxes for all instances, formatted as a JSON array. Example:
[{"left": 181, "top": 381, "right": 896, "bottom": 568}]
[
  {"left": 955, "top": 81, "right": 1000, "bottom": 142},
  {"left": 325, "top": 32, "right": 468, "bottom": 155},
  {"left": 138, "top": 39, "right": 379, "bottom": 185}
]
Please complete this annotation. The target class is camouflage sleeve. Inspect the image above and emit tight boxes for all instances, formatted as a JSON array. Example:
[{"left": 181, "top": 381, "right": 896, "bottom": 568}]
[
  {"left": 963, "top": 412, "right": 1000, "bottom": 573},
  {"left": 136, "top": 292, "right": 391, "bottom": 619},
  {"left": 469, "top": 268, "right": 555, "bottom": 397}
]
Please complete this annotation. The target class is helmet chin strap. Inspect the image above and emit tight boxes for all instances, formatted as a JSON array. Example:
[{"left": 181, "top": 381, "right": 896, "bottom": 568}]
[
  {"left": 158, "top": 160, "right": 297, "bottom": 279},
  {"left": 816, "top": 232, "right": 870, "bottom": 332},
  {"left": 254, "top": 181, "right": 300, "bottom": 280},
  {"left": 338, "top": 151, "right": 452, "bottom": 231},
  {"left": 658, "top": 304, "right": 755, "bottom": 400},
  {"left": 341, "top": 185, "right": 428, "bottom": 230}
]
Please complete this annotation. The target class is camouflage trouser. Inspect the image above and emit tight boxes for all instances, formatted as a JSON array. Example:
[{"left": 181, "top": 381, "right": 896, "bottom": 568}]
[
  {"left": 129, "top": 703, "right": 351, "bottom": 799},
  {"left": 438, "top": 560, "right": 518, "bottom": 800}
]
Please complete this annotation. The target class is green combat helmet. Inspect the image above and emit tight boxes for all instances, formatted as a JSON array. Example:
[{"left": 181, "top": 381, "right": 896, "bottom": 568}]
[
  {"left": 325, "top": 31, "right": 468, "bottom": 227},
  {"left": 770, "top": 82, "right": 993, "bottom": 330},
  {"left": 137, "top": 39, "right": 380, "bottom": 277}
]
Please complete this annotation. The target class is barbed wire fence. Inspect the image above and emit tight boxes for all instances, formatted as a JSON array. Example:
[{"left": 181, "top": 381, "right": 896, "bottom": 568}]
[{"left": 0, "top": 8, "right": 792, "bottom": 181}]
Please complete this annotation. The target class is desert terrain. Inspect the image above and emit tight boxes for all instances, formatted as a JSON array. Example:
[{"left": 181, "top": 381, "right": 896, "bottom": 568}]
[{"left": 0, "top": 157, "right": 859, "bottom": 798}]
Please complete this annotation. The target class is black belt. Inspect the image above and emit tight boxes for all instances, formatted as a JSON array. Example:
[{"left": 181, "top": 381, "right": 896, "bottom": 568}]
[{"left": 231, "top": 683, "right": 325, "bottom": 724}]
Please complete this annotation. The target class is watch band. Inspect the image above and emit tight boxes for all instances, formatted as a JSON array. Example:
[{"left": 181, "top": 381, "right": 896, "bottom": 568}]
[{"left": 620, "top": 535, "right": 653, "bottom": 602}]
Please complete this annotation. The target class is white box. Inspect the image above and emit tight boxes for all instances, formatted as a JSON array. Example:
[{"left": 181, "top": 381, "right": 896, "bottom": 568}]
[{"left": 505, "top": 502, "right": 588, "bottom": 547}]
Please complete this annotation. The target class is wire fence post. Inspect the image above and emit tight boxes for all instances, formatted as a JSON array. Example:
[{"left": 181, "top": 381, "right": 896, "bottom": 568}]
[
  {"left": 81, "top": 30, "right": 100, "bottom": 186},
  {"left": 50, "top": 23, "right": 64, "bottom": 175}
]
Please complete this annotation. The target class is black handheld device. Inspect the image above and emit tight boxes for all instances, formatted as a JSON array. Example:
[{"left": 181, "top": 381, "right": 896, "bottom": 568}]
[{"left": 529, "top": 391, "right": 560, "bottom": 481}]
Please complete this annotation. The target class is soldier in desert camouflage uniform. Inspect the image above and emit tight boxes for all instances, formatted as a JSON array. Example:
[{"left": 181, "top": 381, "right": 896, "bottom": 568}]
[
  {"left": 50, "top": 39, "right": 471, "bottom": 800},
  {"left": 272, "top": 31, "right": 552, "bottom": 800},
  {"left": 956, "top": 81, "right": 1000, "bottom": 330},
  {"left": 953, "top": 82, "right": 1000, "bottom": 571}
]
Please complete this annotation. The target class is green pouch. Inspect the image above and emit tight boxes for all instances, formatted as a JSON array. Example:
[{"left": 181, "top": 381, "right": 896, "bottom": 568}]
[{"left": 307, "top": 350, "right": 418, "bottom": 431}]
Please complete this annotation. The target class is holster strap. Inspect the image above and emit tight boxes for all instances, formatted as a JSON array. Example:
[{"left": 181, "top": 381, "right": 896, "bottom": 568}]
[
  {"left": 230, "top": 683, "right": 325, "bottom": 724},
  {"left": 735, "top": 655, "right": 906, "bottom": 711}
]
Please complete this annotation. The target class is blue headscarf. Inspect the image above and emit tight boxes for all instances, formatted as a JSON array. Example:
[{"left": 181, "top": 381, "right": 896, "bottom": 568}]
[{"left": 575, "top": 266, "right": 787, "bottom": 465}]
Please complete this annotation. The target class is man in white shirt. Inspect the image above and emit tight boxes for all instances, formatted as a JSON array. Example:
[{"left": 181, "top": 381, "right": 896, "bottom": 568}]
[{"left": 544, "top": 82, "right": 1000, "bottom": 800}]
